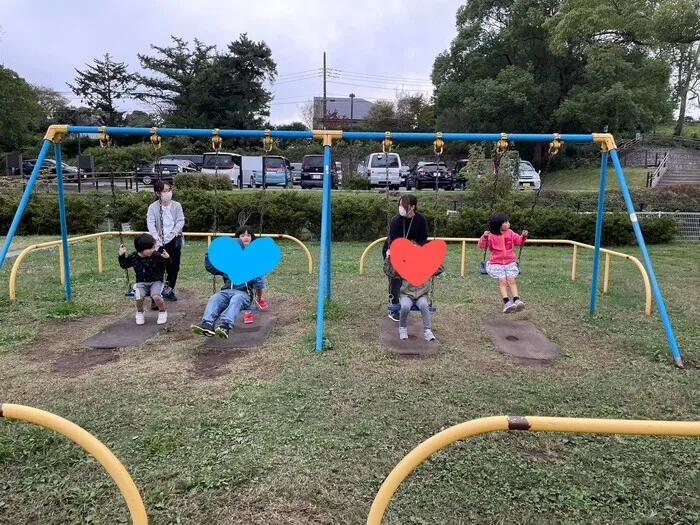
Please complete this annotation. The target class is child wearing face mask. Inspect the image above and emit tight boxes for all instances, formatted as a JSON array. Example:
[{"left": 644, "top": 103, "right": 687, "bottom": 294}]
[
  {"left": 381, "top": 194, "right": 430, "bottom": 321},
  {"left": 147, "top": 181, "right": 185, "bottom": 304}
]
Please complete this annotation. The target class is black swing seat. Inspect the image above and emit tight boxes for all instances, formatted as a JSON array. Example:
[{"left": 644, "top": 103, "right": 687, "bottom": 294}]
[{"left": 387, "top": 304, "right": 437, "bottom": 313}]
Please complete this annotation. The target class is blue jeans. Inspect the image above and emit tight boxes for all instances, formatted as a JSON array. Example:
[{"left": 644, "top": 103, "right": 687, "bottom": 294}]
[
  {"left": 254, "top": 275, "right": 267, "bottom": 290},
  {"left": 399, "top": 296, "right": 431, "bottom": 330},
  {"left": 202, "top": 289, "right": 252, "bottom": 329}
]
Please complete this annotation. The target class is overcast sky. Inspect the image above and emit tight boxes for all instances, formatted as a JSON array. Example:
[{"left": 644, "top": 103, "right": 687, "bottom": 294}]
[{"left": 0, "top": 0, "right": 465, "bottom": 124}]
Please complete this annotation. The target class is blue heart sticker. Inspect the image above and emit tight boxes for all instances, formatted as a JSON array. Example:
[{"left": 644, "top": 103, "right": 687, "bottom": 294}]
[{"left": 208, "top": 236, "right": 282, "bottom": 286}]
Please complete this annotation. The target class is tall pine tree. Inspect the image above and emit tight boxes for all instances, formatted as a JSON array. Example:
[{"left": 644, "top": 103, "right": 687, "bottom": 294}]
[{"left": 68, "top": 53, "right": 137, "bottom": 127}]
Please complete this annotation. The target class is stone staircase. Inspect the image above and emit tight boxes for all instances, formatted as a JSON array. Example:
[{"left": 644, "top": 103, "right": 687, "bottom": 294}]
[{"left": 658, "top": 149, "right": 700, "bottom": 186}]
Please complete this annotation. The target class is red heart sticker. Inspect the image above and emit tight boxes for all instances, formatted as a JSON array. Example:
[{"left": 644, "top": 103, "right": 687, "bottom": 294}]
[{"left": 389, "top": 238, "right": 447, "bottom": 286}]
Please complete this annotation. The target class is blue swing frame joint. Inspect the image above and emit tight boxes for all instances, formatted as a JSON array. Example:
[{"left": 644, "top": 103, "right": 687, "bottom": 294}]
[{"left": 44, "top": 125, "right": 69, "bottom": 143}]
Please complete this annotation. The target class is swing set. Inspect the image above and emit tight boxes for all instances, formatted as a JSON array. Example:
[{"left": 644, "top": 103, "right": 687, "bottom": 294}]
[{"left": 0, "top": 125, "right": 684, "bottom": 366}]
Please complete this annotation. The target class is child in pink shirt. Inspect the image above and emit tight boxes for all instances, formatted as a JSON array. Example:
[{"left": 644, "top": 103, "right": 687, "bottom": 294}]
[{"left": 477, "top": 212, "right": 529, "bottom": 313}]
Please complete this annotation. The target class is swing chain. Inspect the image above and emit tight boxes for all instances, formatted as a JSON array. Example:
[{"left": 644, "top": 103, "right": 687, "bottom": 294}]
[{"left": 150, "top": 127, "right": 162, "bottom": 150}]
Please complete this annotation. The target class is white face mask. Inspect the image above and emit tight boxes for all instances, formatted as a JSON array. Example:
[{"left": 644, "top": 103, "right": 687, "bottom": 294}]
[
  {"left": 399, "top": 205, "right": 407, "bottom": 217},
  {"left": 161, "top": 191, "right": 172, "bottom": 202}
]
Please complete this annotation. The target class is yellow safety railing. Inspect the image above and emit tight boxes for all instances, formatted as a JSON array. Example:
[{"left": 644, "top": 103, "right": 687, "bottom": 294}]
[
  {"left": 367, "top": 415, "right": 700, "bottom": 524},
  {"left": 359, "top": 237, "right": 652, "bottom": 316},
  {"left": 1, "top": 403, "right": 148, "bottom": 524},
  {"left": 9, "top": 231, "right": 313, "bottom": 301}
]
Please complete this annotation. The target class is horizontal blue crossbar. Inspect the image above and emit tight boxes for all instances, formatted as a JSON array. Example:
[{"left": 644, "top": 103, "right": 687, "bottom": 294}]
[{"left": 66, "top": 126, "right": 596, "bottom": 143}]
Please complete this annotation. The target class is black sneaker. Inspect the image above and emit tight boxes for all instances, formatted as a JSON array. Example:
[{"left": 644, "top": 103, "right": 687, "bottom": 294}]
[
  {"left": 163, "top": 291, "right": 178, "bottom": 302},
  {"left": 388, "top": 311, "right": 400, "bottom": 322},
  {"left": 191, "top": 322, "right": 215, "bottom": 337},
  {"left": 151, "top": 299, "right": 159, "bottom": 311},
  {"left": 215, "top": 326, "right": 230, "bottom": 338}
]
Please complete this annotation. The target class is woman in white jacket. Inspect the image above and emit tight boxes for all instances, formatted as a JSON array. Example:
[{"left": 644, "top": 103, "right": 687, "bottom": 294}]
[{"left": 147, "top": 180, "right": 185, "bottom": 302}]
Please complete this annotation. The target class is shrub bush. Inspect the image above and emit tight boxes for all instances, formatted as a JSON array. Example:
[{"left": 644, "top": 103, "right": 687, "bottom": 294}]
[
  {"left": 173, "top": 173, "right": 232, "bottom": 191},
  {"left": 344, "top": 176, "right": 371, "bottom": 191},
  {"left": 0, "top": 190, "right": 682, "bottom": 244}
]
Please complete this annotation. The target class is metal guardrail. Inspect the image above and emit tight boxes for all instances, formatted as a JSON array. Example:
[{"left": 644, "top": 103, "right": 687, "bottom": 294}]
[
  {"left": 8, "top": 231, "right": 313, "bottom": 300},
  {"left": 360, "top": 237, "right": 652, "bottom": 315},
  {"left": 646, "top": 152, "right": 670, "bottom": 188},
  {"left": 367, "top": 415, "right": 700, "bottom": 524}
]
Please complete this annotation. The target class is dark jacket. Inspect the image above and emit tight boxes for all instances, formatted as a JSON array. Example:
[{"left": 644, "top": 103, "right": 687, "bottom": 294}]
[
  {"left": 383, "top": 258, "right": 444, "bottom": 301},
  {"left": 204, "top": 250, "right": 255, "bottom": 298},
  {"left": 118, "top": 251, "right": 166, "bottom": 283},
  {"left": 382, "top": 213, "right": 430, "bottom": 258}
]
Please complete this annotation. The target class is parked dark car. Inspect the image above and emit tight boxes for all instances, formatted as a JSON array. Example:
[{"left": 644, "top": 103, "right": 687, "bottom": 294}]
[
  {"left": 406, "top": 162, "right": 455, "bottom": 190},
  {"left": 300, "top": 154, "right": 338, "bottom": 189},
  {"left": 138, "top": 159, "right": 198, "bottom": 184},
  {"left": 22, "top": 159, "right": 82, "bottom": 180},
  {"left": 453, "top": 158, "right": 496, "bottom": 189}
]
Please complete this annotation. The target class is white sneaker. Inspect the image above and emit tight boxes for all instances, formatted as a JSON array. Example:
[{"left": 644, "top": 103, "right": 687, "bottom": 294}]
[
  {"left": 424, "top": 329, "right": 436, "bottom": 341},
  {"left": 503, "top": 300, "right": 516, "bottom": 313},
  {"left": 399, "top": 327, "right": 408, "bottom": 340},
  {"left": 157, "top": 310, "right": 168, "bottom": 325},
  {"left": 135, "top": 312, "right": 145, "bottom": 325}
]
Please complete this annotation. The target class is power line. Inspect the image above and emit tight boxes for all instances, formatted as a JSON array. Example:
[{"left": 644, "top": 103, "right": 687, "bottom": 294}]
[
  {"left": 327, "top": 80, "right": 433, "bottom": 94},
  {"left": 332, "top": 71, "right": 434, "bottom": 88},
  {"left": 275, "top": 68, "right": 322, "bottom": 80},
  {"left": 329, "top": 68, "right": 433, "bottom": 84}
]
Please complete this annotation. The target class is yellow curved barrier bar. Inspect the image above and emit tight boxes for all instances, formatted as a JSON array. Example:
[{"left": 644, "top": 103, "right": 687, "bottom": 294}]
[
  {"left": 367, "top": 415, "right": 700, "bottom": 524},
  {"left": 1, "top": 403, "right": 148, "bottom": 524},
  {"left": 9, "top": 231, "right": 313, "bottom": 300},
  {"left": 359, "top": 237, "right": 652, "bottom": 316}
]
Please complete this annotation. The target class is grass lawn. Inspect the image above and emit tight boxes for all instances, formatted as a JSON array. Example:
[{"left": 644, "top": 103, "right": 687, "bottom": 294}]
[
  {"left": 543, "top": 166, "right": 649, "bottom": 191},
  {"left": 1, "top": 236, "right": 700, "bottom": 524},
  {"left": 653, "top": 120, "right": 700, "bottom": 138},
  {"left": 0, "top": 235, "right": 62, "bottom": 253}
]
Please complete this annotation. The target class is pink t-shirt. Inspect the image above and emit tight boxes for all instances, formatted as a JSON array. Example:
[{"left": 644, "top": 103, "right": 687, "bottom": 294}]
[{"left": 477, "top": 229, "right": 526, "bottom": 265}]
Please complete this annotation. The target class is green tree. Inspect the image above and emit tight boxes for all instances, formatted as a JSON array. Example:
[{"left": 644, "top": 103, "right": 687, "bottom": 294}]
[
  {"left": 395, "top": 92, "right": 435, "bottom": 131},
  {"left": 205, "top": 34, "right": 277, "bottom": 129},
  {"left": 137, "top": 34, "right": 277, "bottom": 129},
  {"left": 0, "top": 66, "right": 43, "bottom": 152},
  {"left": 360, "top": 100, "right": 397, "bottom": 131},
  {"left": 68, "top": 53, "right": 138, "bottom": 127},
  {"left": 32, "top": 85, "right": 70, "bottom": 126},
  {"left": 554, "top": 44, "right": 673, "bottom": 133},
  {"left": 137, "top": 36, "right": 216, "bottom": 127},
  {"left": 548, "top": 0, "right": 700, "bottom": 135}
]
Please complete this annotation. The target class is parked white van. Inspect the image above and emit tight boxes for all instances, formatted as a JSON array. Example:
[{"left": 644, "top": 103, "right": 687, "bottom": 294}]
[
  {"left": 357, "top": 152, "right": 403, "bottom": 189},
  {"left": 201, "top": 152, "right": 243, "bottom": 187}
]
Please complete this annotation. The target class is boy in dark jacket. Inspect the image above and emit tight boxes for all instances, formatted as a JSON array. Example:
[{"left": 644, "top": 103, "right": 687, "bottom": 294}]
[
  {"left": 118, "top": 233, "right": 170, "bottom": 325},
  {"left": 190, "top": 233, "right": 257, "bottom": 339}
]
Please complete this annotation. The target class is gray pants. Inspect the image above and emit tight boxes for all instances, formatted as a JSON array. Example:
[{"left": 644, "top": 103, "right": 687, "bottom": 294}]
[{"left": 399, "top": 296, "right": 431, "bottom": 329}]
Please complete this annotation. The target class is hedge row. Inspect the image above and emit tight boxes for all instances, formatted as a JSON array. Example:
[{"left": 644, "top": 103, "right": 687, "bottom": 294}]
[{"left": 0, "top": 189, "right": 679, "bottom": 246}]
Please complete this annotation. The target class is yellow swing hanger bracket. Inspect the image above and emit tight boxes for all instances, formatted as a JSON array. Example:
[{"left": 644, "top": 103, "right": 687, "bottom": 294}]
[
  {"left": 212, "top": 128, "right": 223, "bottom": 151},
  {"left": 549, "top": 133, "right": 563, "bottom": 157},
  {"left": 496, "top": 132, "right": 509, "bottom": 154},
  {"left": 263, "top": 129, "right": 274, "bottom": 153},
  {"left": 150, "top": 127, "right": 162, "bottom": 150},
  {"left": 434, "top": 132, "right": 444, "bottom": 155},
  {"left": 98, "top": 126, "right": 111, "bottom": 148},
  {"left": 382, "top": 131, "right": 393, "bottom": 153}
]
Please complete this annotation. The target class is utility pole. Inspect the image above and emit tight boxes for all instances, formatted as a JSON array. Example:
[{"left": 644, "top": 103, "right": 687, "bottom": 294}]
[{"left": 322, "top": 52, "right": 327, "bottom": 129}]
